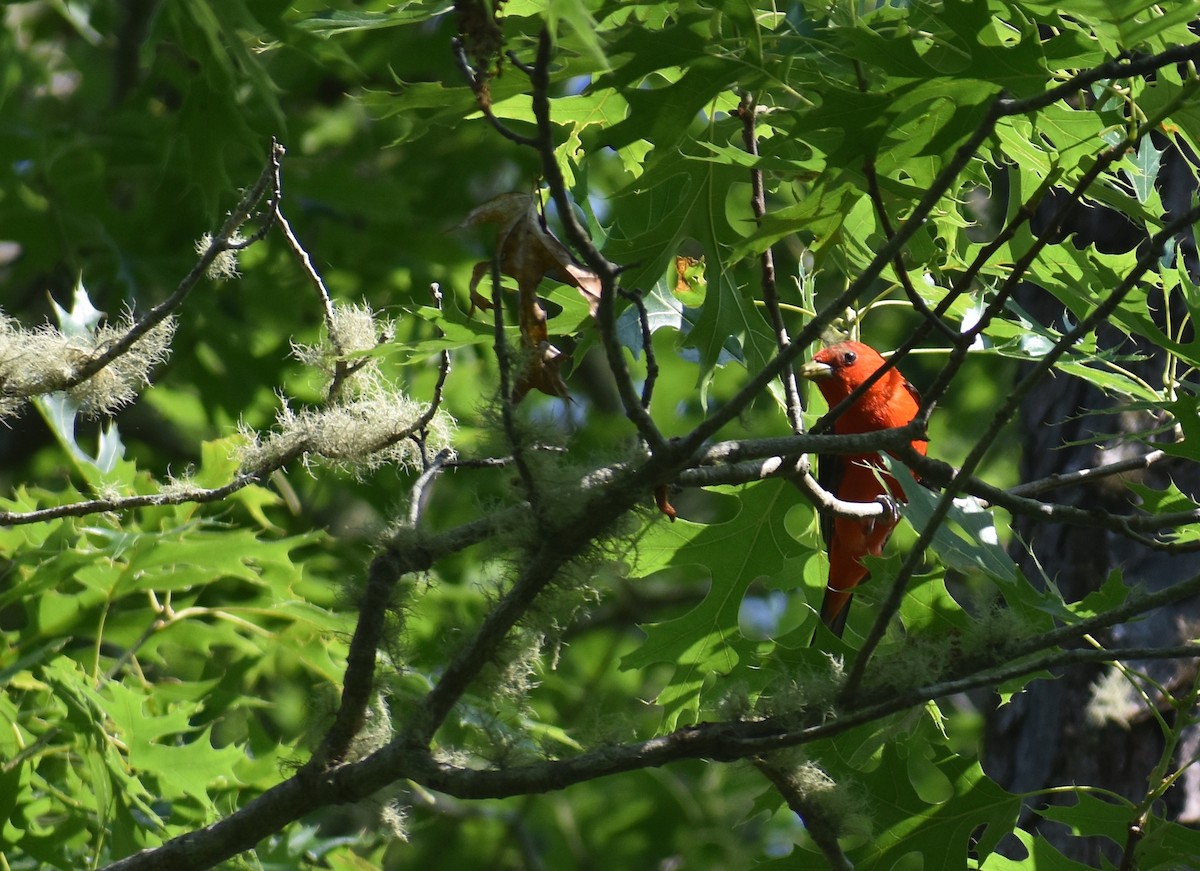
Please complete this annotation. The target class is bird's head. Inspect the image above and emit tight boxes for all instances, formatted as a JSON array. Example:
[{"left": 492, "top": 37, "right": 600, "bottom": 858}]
[{"left": 799, "top": 340, "right": 888, "bottom": 400}]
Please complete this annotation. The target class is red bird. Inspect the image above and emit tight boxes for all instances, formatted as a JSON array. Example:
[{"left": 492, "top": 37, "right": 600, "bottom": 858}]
[{"left": 799, "top": 341, "right": 927, "bottom": 637}]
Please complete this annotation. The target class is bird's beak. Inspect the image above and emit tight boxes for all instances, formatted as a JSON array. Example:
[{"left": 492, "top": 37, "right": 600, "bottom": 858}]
[{"left": 798, "top": 359, "right": 833, "bottom": 381}]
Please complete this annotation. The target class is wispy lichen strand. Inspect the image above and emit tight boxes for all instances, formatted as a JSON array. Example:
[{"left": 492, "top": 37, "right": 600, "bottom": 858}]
[{"left": 0, "top": 311, "right": 175, "bottom": 418}]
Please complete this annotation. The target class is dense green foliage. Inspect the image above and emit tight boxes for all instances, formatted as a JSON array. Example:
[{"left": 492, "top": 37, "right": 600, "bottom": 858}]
[{"left": 3, "top": 1, "right": 1200, "bottom": 869}]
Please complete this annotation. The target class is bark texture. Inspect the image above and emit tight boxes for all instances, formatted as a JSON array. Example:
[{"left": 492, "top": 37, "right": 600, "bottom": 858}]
[{"left": 984, "top": 148, "right": 1200, "bottom": 864}]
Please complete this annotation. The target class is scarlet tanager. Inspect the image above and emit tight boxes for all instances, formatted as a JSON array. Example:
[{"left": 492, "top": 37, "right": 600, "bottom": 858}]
[{"left": 799, "top": 341, "right": 927, "bottom": 637}]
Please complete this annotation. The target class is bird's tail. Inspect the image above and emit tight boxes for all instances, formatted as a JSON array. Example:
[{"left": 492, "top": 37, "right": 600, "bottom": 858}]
[{"left": 818, "top": 586, "right": 852, "bottom": 638}]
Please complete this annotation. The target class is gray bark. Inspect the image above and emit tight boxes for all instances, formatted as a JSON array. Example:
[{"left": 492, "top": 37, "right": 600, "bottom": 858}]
[{"left": 984, "top": 153, "right": 1200, "bottom": 863}]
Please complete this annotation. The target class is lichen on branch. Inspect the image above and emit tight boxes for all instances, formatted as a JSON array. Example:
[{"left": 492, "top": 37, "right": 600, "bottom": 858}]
[
  {"left": 0, "top": 310, "right": 175, "bottom": 418},
  {"left": 238, "top": 387, "right": 455, "bottom": 479}
]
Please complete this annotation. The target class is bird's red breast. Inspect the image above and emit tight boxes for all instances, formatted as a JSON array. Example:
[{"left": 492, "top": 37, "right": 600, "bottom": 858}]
[{"left": 799, "top": 341, "right": 927, "bottom": 636}]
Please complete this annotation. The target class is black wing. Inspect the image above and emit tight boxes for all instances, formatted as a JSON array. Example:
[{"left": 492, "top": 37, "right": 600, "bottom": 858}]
[
  {"left": 812, "top": 450, "right": 851, "bottom": 641},
  {"left": 816, "top": 450, "right": 843, "bottom": 552}
]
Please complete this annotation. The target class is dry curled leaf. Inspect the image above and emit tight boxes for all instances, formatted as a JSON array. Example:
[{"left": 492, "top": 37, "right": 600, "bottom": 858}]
[
  {"left": 462, "top": 193, "right": 602, "bottom": 316},
  {"left": 512, "top": 339, "right": 570, "bottom": 404},
  {"left": 462, "top": 192, "right": 601, "bottom": 401}
]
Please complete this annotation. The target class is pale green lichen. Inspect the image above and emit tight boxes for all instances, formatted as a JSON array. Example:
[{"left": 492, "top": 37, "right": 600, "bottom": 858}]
[
  {"left": 345, "top": 694, "right": 394, "bottom": 762},
  {"left": 238, "top": 386, "right": 455, "bottom": 478},
  {"left": 292, "top": 303, "right": 395, "bottom": 396},
  {"left": 0, "top": 311, "right": 174, "bottom": 418},
  {"left": 495, "top": 627, "right": 546, "bottom": 703},
  {"left": 790, "top": 760, "right": 873, "bottom": 842},
  {"left": 195, "top": 232, "right": 245, "bottom": 280},
  {"left": 68, "top": 315, "right": 176, "bottom": 415},
  {"left": 0, "top": 317, "right": 69, "bottom": 414},
  {"left": 380, "top": 801, "right": 409, "bottom": 843},
  {"left": 1085, "top": 666, "right": 1140, "bottom": 728}
]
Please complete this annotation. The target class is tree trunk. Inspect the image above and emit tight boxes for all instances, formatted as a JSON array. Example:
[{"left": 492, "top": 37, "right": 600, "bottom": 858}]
[{"left": 984, "top": 152, "right": 1200, "bottom": 864}]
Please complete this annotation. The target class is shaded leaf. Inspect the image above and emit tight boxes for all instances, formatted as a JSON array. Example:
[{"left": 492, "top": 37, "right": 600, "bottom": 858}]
[{"left": 621, "top": 482, "right": 810, "bottom": 727}]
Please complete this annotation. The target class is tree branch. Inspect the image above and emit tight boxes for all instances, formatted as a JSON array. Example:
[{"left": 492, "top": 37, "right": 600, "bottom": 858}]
[
  {"left": 678, "top": 96, "right": 1008, "bottom": 456},
  {"left": 844, "top": 195, "right": 1200, "bottom": 703},
  {"left": 89, "top": 40, "right": 1200, "bottom": 871},
  {"left": 618, "top": 287, "right": 658, "bottom": 410},
  {"left": 808, "top": 166, "right": 1058, "bottom": 440},
  {"left": 738, "top": 92, "right": 805, "bottom": 434},
  {"left": 98, "top": 530, "right": 1200, "bottom": 871},
  {"left": 694, "top": 41, "right": 1200, "bottom": 457},
  {"left": 489, "top": 252, "right": 542, "bottom": 509},
  {"left": 452, "top": 37, "right": 538, "bottom": 147},
  {"left": 317, "top": 448, "right": 454, "bottom": 766},
  {"left": 756, "top": 757, "right": 855, "bottom": 871},
  {"left": 863, "top": 157, "right": 962, "bottom": 345},
  {"left": 66, "top": 142, "right": 282, "bottom": 391},
  {"left": 1007, "top": 448, "right": 1170, "bottom": 498}
]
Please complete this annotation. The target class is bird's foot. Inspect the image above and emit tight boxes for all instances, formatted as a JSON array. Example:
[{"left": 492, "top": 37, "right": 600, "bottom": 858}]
[{"left": 874, "top": 494, "right": 901, "bottom": 524}]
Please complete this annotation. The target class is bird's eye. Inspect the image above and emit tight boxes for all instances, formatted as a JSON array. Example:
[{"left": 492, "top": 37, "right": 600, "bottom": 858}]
[{"left": 842, "top": 350, "right": 857, "bottom": 365}]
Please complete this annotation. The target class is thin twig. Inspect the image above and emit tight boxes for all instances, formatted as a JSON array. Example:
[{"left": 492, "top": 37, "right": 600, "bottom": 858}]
[
  {"left": 618, "top": 288, "right": 658, "bottom": 410},
  {"left": 0, "top": 456, "right": 299, "bottom": 528},
  {"left": 738, "top": 92, "right": 805, "bottom": 434},
  {"left": 409, "top": 448, "right": 453, "bottom": 527},
  {"left": 94, "top": 40, "right": 1200, "bottom": 871},
  {"left": 489, "top": 253, "right": 541, "bottom": 506},
  {"left": 808, "top": 168, "right": 1058, "bottom": 440},
  {"left": 99, "top": 604, "right": 1200, "bottom": 871},
  {"left": 444, "top": 444, "right": 570, "bottom": 469},
  {"left": 0, "top": 143, "right": 281, "bottom": 412},
  {"left": 452, "top": 38, "right": 538, "bottom": 147},
  {"left": 863, "top": 159, "right": 962, "bottom": 344},
  {"left": 238, "top": 137, "right": 285, "bottom": 246},
  {"left": 270, "top": 145, "right": 408, "bottom": 403},
  {"left": 752, "top": 49, "right": 1200, "bottom": 451},
  {"left": 405, "top": 471, "right": 645, "bottom": 743},
  {"left": 678, "top": 96, "right": 1008, "bottom": 457},
  {"left": 68, "top": 143, "right": 283, "bottom": 390},
  {"left": 675, "top": 442, "right": 1200, "bottom": 550},
  {"left": 272, "top": 168, "right": 346, "bottom": 353},
  {"left": 836, "top": 76, "right": 1200, "bottom": 702},
  {"left": 4, "top": 426, "right": 1189, "bottom": 555},
  {"left": 412, "top": 282, "right": 453, "bottom": 441},
  {"left": 404, "top": 644, "right": 1200, "bottom": 802},
  {"left": 522, "top": 29, "right": 668, "bottom": 452},
  {"left": 1008, "top": 449, "right": 1170, "bottom": 497},
  {"left": 2, "top": 293, "right": 451, "bottom": 533}
]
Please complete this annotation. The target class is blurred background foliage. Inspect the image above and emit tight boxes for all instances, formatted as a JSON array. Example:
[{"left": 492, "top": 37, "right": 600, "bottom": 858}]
[
  {"left": 1, "top": 2, "right": 810, "bottom": 867},
  {"left": 2, "top": 0, "right": 1199, "bottom": 869}
]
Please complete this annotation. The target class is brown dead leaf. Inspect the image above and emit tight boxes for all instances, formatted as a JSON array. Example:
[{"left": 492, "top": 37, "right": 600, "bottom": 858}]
[
  {"left": 461, "top": 193, "right": 601, "bottom": 315},
  {"left": 467, "top": 261, "right": 494, "bottom": 315},
  {"left": 461, "top": 192, "right": 602, "bottom": 401},
  {"left": 512, "top": 340, "right": 571, "bottom": 404},
  {"left": 549, "top": 262, "right": 602, "bottom": 316}
]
